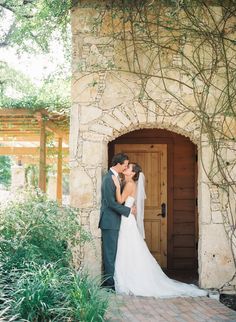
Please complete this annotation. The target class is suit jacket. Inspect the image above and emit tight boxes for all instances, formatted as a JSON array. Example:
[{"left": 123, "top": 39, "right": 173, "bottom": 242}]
[{"left": 99, "top": 169, "right": 130, "bottom": 230}]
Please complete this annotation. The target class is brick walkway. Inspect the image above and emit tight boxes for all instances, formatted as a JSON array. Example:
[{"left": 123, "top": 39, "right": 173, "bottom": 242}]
[{"left": 106, "top": 295, "right": 236, "bottom": 322}]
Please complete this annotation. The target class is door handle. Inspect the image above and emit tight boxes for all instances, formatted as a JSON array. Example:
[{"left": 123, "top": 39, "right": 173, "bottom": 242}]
[{"left": 157, "top": 203, "right": 166, "bottom": 218}]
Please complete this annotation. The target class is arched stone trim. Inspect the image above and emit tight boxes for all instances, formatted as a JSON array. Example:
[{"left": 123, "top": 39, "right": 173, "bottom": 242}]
[
  {"left": 109, "top": 121, "right": 200, "bottom": 145},
  {"left": 86, "top": 103, "right": 201, "bottom": 146}
]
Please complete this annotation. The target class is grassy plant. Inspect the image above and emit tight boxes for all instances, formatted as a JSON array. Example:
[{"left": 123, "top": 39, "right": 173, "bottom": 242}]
[
  {"left": 63, "top": 271, "right": 109, "bottom": 322},
  {"left": 0, "top": 191, "right": 110, "bottom": 321},
  {"left": 11, "top": 263, "right": 62, "bottom": 321},
  {"left": 7, "top": 264, "right": 109, "bottom": 321}
]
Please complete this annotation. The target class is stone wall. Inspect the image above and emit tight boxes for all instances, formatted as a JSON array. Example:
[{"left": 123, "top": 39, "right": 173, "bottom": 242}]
[{"left": 70, "top": 1, "right": 236, "bottom": 290}]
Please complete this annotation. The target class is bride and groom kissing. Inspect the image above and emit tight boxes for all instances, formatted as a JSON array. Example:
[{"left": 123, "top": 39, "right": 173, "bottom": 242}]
[{"left": 99, "top": 152, "right": 207, "bottom": 298}]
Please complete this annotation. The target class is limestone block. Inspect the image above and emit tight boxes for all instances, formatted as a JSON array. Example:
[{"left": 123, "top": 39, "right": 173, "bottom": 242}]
[
  {"left": 146, "top": 77, "right": 174, "bottom": 101},
  {"left": 207, "top": 6, "right": 223, "bottom": 26},
  {"left": 185, "top": 119, "right": 200, "bottom": 133},
  {"left": 69, "top": 104, "right": 79, "bottom": 159},
  {"left": 70, "top": 167, "right": 93, "bottom": 208},
  {"left": 123, "top": 101, "right": 136, "bottom": 121},
  {"left": 84, "top": 36, "right": 112, "bottom": 45},
  {"left": 177, "top": 112, "right": 196, "bottom": 130},
  {"left": 228, "top": 188, "right": 236, "bottom": 223},
  {"left": 83, "top": 238, "right": 102, "bottom": 277},
  {"left": 113, "top": 40, "right": 132, "bottom": 70},
  {"left": 198, "top": 181, "right": 212, "bottom": 224},
  {"left": 80, "top": 106, "right": 102, "bottom": 124},
  {"left": 199, "top": 223, "right": 235, "bottom": 289},
  {"left": 69, "top": 104, "right": 80, "bottom": 158},
  {"left": 212, "top": 210, "right": 223, "bottom": 224},
  {"left": 72, "top": 73, "right": 99, "bottom": 103},
  {"left": 82, "top": 131, "right": 105, "bottom": 142},
  {"left": 178, "top": 74, "right": 193, "bottom": 94},
  {"left": 103, "top": 114, "right": 123, "bottom": 131},
  {"left": 198, "top": 142, "right": 214, "bottom": 181},
  {"left": 82, "top": 141, "right": 102, "bottom": 165},
  {"left": 80, "top": 124, "right": 89, "bottom": 132},
  {"left": 90, "top": 123, "right": 113, "bottom": 136},
  {"left": 85, "top": 44, "right": 111, "bottom": 70},
  {"left": 156, "top": 114, "right": 165, "bottom": 126},
  {"left": 134, "top": 101, "right": 147, "bottom": 124},
  {"left": 100, "top": 72, "right": 139, "bottom": 110},
  {"left": 113, "top": 109, "right": 131, "bottom": 128},
  {"left": 71, "top": 7, "right": 99, "bottom": 34},
  {"left": 147, "top": 100, "right": 156, "bottom": 123},
  {"left": 181, "top": 94, "right": 197, "bottom": 110},
  {"left": 163, "top": 71, "right": 182, "bottom": 95},
  {"left": 81, "top": 214, "right": 89, "bottom": 225},
  {"left": 69, "top": 159, "right": 79, "bottom": 169},
  {"left": 100, "top": 11, "right": 124, "bottom": 35}
]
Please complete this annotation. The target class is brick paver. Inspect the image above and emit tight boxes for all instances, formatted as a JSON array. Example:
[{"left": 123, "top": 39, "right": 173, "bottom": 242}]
[{"left": 106, "top": 295, "right": 236, "bottom": 322}]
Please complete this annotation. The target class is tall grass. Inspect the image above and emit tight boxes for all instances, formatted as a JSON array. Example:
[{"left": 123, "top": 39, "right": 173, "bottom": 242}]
[{"left": 0, "top": 191, "right": 110, "bottom": 321}]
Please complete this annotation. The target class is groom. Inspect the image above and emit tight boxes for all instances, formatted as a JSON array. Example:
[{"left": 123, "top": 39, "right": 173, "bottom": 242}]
[{"left": 99, "top": 152, "right": 136, "bottom": 290}]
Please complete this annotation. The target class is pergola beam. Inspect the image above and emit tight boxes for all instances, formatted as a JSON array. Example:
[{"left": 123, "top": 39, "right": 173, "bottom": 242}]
[
  {"left": 0, "top": 109, "right": 35, "bottom": 116},
  {"left": 0, "top": 131, "right": 40, "bottom": 134},
  {"left": 0, "top": 109, "right": 69, "bottom": 144},
  {"left": 0, "top": 108, "right": 70, "bottom": 200},
  {"left": 45, "top": 120, "right": 69, "bottom": 143},
  {"left": 14, "top": 156, "right": 69, "bottom": 165},
  {"left": 0, "top": 136, "right": 41, "bottom": 142},
  {"left": 0, "top": 146, "right": 69, "bottom": 155}
]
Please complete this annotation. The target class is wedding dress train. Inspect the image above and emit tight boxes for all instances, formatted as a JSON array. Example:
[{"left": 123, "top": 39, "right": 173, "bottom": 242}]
[{"left": 114, "top": 196, "right": 208, "bottom": 298}]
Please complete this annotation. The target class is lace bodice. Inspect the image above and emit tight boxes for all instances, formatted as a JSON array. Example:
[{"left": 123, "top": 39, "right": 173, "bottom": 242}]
[{"left": 124, "top": 196, "right": 135, "bottom": 208}]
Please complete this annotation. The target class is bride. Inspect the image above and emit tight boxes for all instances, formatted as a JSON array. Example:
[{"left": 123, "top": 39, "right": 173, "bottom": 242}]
[{"left": 112, "top": 162, "right": 208, "bottom": 298}]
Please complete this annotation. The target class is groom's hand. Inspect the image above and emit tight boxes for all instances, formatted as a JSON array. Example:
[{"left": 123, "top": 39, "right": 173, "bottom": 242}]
[{"left": 131, "top": 206, "right": 137, "bottom": 217}]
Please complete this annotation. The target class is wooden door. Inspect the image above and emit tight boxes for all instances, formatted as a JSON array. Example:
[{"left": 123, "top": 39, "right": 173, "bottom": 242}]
[{"left": 115, "top": 144, "right": 167, "bottom": 268}]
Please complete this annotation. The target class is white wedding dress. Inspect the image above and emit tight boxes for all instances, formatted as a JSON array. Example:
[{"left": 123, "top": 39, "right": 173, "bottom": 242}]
[{"left": 114, "top": 196, "right": 208, "bottom": 298}]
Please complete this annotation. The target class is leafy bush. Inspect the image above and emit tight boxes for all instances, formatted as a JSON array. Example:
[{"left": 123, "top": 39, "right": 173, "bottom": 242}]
[
  {"left": 0, "top": 191, "right": 110, "bottom": 321},
  {"left": 0, "top": 190, "right": 89, "bottom": 271}
]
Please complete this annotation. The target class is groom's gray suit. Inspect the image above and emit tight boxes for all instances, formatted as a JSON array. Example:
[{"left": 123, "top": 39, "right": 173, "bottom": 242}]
[{"left": 99, "top": 169, "right": 130, "bottom": 289}]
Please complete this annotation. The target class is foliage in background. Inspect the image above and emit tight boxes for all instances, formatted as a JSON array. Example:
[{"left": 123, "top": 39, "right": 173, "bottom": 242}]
[
  {"left": 0, "top": 60, "right": 71, "bottom": 111},
  {"left": 0, "top": 156, "right": 11, "bottom": 187},
  {"left": 0, "top": 0, "right": 73, "bottom": 111},
  {"left": 0, "top": 0, "right": 72, "bottom": 52},
  {"left": 0, "top": 191, "right": 109, "bottom": 321}
]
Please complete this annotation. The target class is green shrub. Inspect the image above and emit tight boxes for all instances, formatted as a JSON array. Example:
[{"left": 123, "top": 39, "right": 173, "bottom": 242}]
[
  {"left": 0, "top": 190, "right": 90, "bottom": 271},
  {"left": 0, "top": 191, "right": 110, "bottom": 321}
]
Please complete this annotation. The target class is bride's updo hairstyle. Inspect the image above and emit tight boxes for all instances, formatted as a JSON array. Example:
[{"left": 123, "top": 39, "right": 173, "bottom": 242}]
[{"left": 131, "top": 163, "right": 142, "bottom": 181}]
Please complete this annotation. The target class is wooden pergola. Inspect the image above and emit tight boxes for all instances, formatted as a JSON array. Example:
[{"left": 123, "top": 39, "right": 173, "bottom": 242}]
[{"left": 0, "top": 108, "right": 69, "bottom": 203}]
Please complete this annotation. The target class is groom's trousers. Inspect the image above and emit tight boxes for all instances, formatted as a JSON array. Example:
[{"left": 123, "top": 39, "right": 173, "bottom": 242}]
[{"left": 101, "top": 229, "right": 119, "bottom": 289}]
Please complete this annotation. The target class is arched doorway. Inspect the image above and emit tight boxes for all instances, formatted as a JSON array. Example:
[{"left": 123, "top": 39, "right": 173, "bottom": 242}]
[{"left": 108, "top": 128, "right": 198, "bottom": 282}]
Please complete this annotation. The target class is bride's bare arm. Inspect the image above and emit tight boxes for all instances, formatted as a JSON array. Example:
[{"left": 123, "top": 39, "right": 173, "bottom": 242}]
[{"left": 112, "top": 175, "right": 134, "bottom": 204}]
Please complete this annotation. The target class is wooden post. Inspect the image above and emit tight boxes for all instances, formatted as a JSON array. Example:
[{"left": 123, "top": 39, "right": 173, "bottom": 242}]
[
  {"left": 39, "top": 117, "right": 46, "bottom": 192},
  {"left": 57, "top": 137, "right": 63, "bottom": 204}
]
